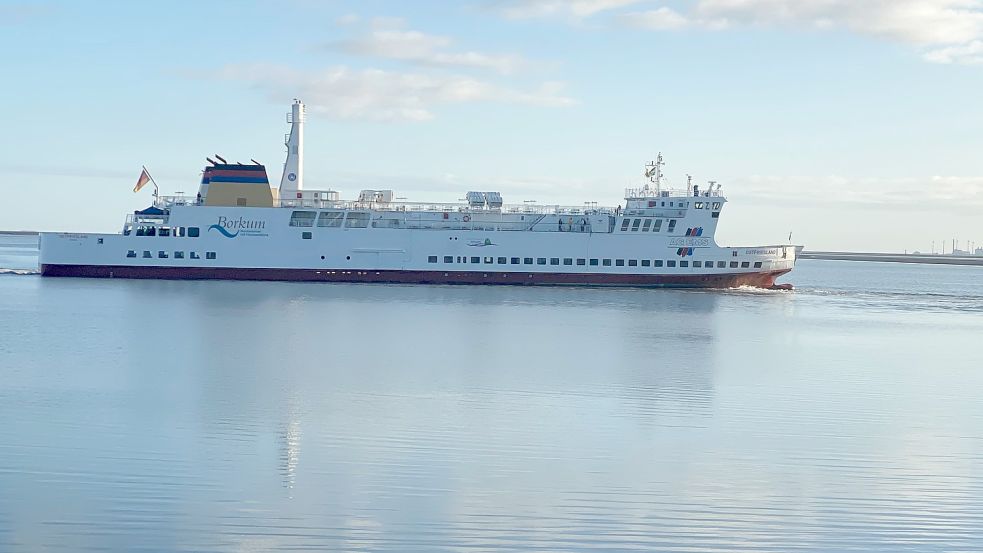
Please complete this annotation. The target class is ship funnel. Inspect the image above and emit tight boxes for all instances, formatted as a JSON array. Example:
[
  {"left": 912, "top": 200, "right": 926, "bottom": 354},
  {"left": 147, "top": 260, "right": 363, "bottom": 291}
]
[{"left": 279, "top": 99, "right": 305, "bottom": 198}]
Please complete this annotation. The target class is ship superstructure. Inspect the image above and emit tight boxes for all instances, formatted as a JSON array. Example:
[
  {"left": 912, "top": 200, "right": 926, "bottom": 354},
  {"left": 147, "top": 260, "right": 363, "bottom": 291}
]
[{"left": 40, "top": 100, "right": 797, "bottom": 288}]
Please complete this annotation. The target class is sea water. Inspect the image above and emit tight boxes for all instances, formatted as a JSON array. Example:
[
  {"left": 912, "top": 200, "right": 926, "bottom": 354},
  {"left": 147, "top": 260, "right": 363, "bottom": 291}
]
[{"left": 1, "top": 235, "right": 981, "bottom": 552}]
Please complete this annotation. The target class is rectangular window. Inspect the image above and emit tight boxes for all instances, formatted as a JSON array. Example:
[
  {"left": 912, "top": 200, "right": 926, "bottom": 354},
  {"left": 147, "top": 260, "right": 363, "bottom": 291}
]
[
  {"left": 301, "top": 231, "right": 312, "bottom": 239},
  {"left": 653, "top": 260, "right": 663, "bottom": 267},
  {"left": 630, "top": 219, "right": 641, "bottom": 231},
  {"left": 142, "top": 250, "right": 152, "bottom": 258},
  {"left": 459, "top": 256, "right": 465, "bottom": 263},
  {"left": 563, "top": 258, "right": 573, "bottom": 265},
  {"left": 730, "top": 261, "right": 739, "bottom": 268},
  {"left": 550, "top": 258, "right": 560, "bottom": 265},
  {"left": 641, "top": 259, "right": 650, "bottom": 267},
  {"left": 620, "top": 219, "right": 631, "bottom": 231},
  {"left": 712, "top": 212, "right": 720, "bottom": 218},
  {"left": 577, "top": 258, "right": 586, "bottom": 266},
  {"left": 718, "top": 261, "right": 726, "bottom": 268},
  {"left": 524, "top": 258, "right": 533, "bottom": 265},
  {"left": 444, "top": 256, "right": 454, "bottom": 263},
  {"left": 680, "top": 260, "right": 689, "bottom": 267},
  {"left": 741, "top": 261, "right": 750, "bottom": 268},
  {"left": 236, "top": 197, "right": 247, "bottom": 207},
  {"left": 126, "top": 250, "right": 136, "bottom": 258},
  {"left": 653, "top": 219, "right": 662, "bottom": 232},
  {"left": 206, "top": 252, "right": 217, "bottom": 260},
  {"left": 317, "top": 211, "right": 345, "bottom": 227},
  {"left": 289, "top": 211, "right": 316, "bottom": 227},
  {"left": 497, "top": 257, "right": 507, "bottom": 264},
  {"left": 628, "top": 259, "right": 638, "bottom": 266},
  {"left": 175, "top": 251, "right": 185, "bottom": 259},
  {"left": 693, "top": 261, "right": 701, "bottom": 268},
  {"left": 511, "top": 257, "right": 521, "bottom": 264},
  {"left": 615, "top": 259, "right": 625, "bottom": 266},
  {"left": 428, "top": 256, "right": 438, "bottom": 263},
  {"left": 159, "top": 228, "right": 170, "bottom": 237},
  {"left": 471, "top": 257, "right": 480, "bottom": 264},
  {"left": 667, "top": 220, "right": 677, "bottom": 233},
  {"left": 590, "top": 259, "right": 599, "bottom": 266},
  {"left": 642, "top": 219, "right": 652, "bottom": 232},
  {"left": 667, "top": 260, "right": 676, "bottom": 267},
  {"left": 484, "top": 257, "right": 493, "bottom": 264},
  {"left": 344, "top": 212, "right": 370, "bottom": 228},
  {"left": 158, "top": 250, "right": 168, "bottom": 259},
  {"left": 602, "top": 259, "right": 612, "bottom": 266},
  {"left": 188, "top": 227, "right": 200, "bottom": 237},
  {"left": 754, "top": 261, "right": 763, "bottom": 268},
  {"left": 537, "top": 258, "right": 547, "bottom": 265},
  {"left": 190, "top": 252, "right": 200, "bottom": 259}
]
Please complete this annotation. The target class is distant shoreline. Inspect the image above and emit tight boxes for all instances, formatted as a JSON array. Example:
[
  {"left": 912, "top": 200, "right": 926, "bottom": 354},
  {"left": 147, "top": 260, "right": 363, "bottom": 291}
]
[
  {"left": 801, "top": 251, "right": 983, "bottom": 266},
  {"left": 0, "top": 230, "right": 39, "bottom": 236}
]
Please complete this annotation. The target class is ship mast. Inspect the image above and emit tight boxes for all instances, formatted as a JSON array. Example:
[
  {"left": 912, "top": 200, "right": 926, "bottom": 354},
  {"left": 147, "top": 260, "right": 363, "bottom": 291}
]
[
  {"left": 643, "top": 153, "right": 664, "bottom": 196},
  {"left": 279, "top": 99, "right": 305, "bottom": 198}
]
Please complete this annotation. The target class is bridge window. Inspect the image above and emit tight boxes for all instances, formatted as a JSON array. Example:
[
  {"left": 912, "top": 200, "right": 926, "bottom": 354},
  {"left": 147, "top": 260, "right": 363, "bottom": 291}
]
[
  {"left": 641, "top": 260, "right": 650, "bottom": 267},
  {"left": 653, "top": 219, "right": 662, "bottom": 232},
  {"left": 577, "top": 259, "right": 586, "bottom": 266},
  {"left": 620, "top": 219, "right": 630, "bottom": 231},
  {"left": 602, "top": 259, "right": 612, "bottom": 266},
  {"left": 563, "top": 258, "right": 573, "bottom": 265},
  {"left": 428, "top": 256, "right": 438, "bottom": 263},
  {"left": 444, "top": 256, "right": 454, "bottom": 263},
  {"left": 289, "top": 211, "right": 316, "bottom": 227},
  {"left": 317, "top": 211, "right": 345, "bottom": 228},
  {"left": 344, "top": 212, "right": 369, "bottom": 228},
  {"left": 631, "top": 219, "right": 641, "bottom": 231},
  {"left": 667, "top": 220, "right": 677, "bottom": 233},
  {"left": 302, "top": 232, "right": 312, "bottom": 239},
  {"left": 188, "top": 227, "right": 200, "bottom": 237},
  {"left": 754, "top": 261, "right": 763, "bottom": 268},
  {"left": 667, "top": 260, "right": 676, "bottom": 267},
  {"left": 642, "top": 219, "right": 652, "bottom": 231}
]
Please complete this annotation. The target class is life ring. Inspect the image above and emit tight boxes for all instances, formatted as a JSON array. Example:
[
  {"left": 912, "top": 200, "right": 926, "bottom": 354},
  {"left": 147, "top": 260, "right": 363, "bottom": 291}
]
[{"left": 463, "top": 215, "right": 471, "bottom": 222}]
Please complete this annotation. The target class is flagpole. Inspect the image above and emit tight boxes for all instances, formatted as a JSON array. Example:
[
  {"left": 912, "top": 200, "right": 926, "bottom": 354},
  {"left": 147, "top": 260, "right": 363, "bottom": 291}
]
[{"left": 143, "top": 165, "right": 160, "bottom": 198}]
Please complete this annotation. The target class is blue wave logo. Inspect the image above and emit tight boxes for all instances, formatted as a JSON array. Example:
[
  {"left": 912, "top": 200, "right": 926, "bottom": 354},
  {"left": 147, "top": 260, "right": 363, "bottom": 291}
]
[{"left": 208, "top": 224, "right": 239, "bottom": 238}]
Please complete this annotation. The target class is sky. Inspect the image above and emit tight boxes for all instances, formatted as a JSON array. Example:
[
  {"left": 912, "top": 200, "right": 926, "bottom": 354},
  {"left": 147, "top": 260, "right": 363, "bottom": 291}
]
[{"left": 2, "top": 0, "right": 983, "bottom": 252}]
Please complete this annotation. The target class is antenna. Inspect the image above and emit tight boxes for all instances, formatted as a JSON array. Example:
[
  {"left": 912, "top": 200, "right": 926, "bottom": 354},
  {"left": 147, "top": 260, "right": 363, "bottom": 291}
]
[
  {"left": 215, "top": 154, "right": 227, "bottom": 164},
  {"left": 206, "top": 157, "right": 217, "bottom": 165},
  {"left": 250, "top": 159, "right": 262, "bottom": 165}
]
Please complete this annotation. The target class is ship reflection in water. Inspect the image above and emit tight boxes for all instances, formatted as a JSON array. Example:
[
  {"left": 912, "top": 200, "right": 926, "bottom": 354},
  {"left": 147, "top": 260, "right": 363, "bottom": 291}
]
[{"left": 1, "top": 241, "right": 983, "bottom": 551}]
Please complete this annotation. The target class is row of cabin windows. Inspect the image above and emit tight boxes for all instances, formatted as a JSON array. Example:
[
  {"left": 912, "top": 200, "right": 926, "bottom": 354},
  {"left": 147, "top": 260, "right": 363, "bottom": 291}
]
[
  {"left": 128, "top": 226, "right": 200, "bottom": 237},
  {"left": 126, "top": 250, "right": 216, "bottom": 260},
  {"left": 425, "top": 255, "right": 762, "bottom": 269},
  {"left": 619, "top": 218, "right": 677, "bottom": 233}
]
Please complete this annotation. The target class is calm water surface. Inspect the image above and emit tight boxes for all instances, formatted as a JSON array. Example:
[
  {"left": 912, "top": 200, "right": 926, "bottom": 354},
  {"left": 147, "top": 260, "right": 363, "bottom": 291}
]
[{"left": 1, "top": 235, "right": 981, "bottom": 552}]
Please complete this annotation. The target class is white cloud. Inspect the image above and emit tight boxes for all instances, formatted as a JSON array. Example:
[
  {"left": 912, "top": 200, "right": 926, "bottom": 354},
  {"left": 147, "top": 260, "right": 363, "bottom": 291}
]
[
  {"left": 923, "top": 39, "right": 983, "bottom": 63},
  {"left": 334, "top": 28, "right": 526, "bottom": 74},
  {"left": 335, "top": 13, "right": 360, "bottom": 26},
  {"left": 494, "top": 0, "right": 644, "bottom": 19},
  {"left": 213, "top": 64, "right": 575, "bottom": 122}
]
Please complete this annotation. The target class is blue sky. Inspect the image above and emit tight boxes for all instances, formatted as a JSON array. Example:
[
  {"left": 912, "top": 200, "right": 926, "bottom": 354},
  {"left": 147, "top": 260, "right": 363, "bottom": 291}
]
[{"left": 2, "top": 0, "right": 983, "bottom": 252}]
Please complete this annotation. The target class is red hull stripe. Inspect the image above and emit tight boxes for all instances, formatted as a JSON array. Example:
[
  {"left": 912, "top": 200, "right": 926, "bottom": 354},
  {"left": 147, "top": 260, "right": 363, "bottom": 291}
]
[{"left": 40, "top": 264, "right": 790, "bottom": 288}]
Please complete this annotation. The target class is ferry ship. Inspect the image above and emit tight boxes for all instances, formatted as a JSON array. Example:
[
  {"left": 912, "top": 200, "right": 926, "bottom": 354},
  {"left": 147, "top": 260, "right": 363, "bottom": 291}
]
[{"left": 39, "top": 100, "right": 797, "bottom": 288}]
